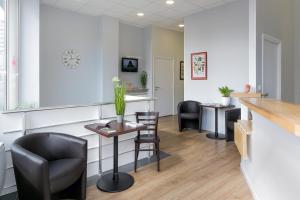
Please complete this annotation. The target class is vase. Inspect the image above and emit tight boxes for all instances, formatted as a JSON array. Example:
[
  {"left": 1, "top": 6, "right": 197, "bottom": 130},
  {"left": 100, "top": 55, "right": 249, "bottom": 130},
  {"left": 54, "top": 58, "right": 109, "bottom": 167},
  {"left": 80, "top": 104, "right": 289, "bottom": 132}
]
[
  {"left": 0, "top": 142, "right": 6, "bottom": 193},
  {"left": 116, "top": 115, "right": 124, "bottom": 123},
  {"left": 244, "top": 84, "right": 251, "bottom": 93},
  {"left": 221, "top": 97, "right": 231, "bottom": 106}
]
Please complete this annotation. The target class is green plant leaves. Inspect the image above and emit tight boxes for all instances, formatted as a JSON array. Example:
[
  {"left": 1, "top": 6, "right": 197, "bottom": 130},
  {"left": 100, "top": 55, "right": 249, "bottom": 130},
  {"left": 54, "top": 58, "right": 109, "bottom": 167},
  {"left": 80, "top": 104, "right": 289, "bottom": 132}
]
[
  {"left": 218, "top": 86, "right": 234, "bottom": 97},
  {"left": 114, "top": 81, "right": 126, "bottom": 115},
  {"left": 140, "top": 71, "right": 147, "bottom": 89}
]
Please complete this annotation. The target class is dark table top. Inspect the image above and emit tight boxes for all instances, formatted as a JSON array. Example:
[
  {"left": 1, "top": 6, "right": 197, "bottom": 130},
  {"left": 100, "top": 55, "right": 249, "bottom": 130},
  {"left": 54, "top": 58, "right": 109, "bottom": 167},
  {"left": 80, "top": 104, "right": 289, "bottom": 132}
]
[
  {"left": 84, "top": 120, "right": 147, "bottom": 138},
  {"left": 201, "top": 103, "right": 235, "bottom": 109}
]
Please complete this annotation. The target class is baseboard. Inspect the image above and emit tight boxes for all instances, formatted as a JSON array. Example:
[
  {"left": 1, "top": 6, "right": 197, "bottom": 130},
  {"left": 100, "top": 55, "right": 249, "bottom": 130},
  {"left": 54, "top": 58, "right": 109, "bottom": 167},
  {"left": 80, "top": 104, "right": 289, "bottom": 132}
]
[{"left": 240, "top": 162, "right": 261, "bottom": 200}]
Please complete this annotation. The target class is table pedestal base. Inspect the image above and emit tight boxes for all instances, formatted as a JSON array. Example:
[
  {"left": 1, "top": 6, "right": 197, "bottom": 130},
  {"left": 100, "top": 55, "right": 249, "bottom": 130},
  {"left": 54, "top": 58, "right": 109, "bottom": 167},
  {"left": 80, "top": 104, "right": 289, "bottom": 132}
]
[
  {"left": 206, "top": 133, "right": 226, "bottom": 140},
  {"left": 97, "top": 172, "right": 134, "bottom": 193}
]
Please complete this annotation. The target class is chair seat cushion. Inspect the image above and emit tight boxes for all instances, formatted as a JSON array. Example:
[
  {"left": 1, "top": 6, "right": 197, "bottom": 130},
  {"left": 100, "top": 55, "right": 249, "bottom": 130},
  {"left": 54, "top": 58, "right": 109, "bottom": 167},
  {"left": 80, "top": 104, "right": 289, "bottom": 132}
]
[
  {"left": 49, "top": 158, "right": 84, "bottom": 193},
  {"left": 135, "top": 134, "right": 160, "bottom": 143},
  {"left": 227, "top": 121, "right": 235, "bottom": 131},
  {"left": 180, "top": 113, "right": 199, "bottom": 120}
]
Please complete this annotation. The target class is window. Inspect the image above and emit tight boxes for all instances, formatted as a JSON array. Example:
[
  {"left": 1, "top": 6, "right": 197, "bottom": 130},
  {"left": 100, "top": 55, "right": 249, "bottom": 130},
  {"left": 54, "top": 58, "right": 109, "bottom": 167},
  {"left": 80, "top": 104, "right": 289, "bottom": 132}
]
[
  {"left": 0, "top": 0, "right": 6, "bottom": 110},
  {"left": 0, "top": 0, "right": 19, "bottom": 110}
]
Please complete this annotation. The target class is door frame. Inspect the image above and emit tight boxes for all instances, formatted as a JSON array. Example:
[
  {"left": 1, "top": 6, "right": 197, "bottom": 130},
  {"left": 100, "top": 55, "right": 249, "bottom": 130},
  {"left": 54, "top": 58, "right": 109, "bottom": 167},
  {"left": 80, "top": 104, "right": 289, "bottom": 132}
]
[
  {"left": 261, "top": 33, "right": 282, "bottom": 100},
  {"left": 152, "top": 56, "right": 175, "bottom": 115}
]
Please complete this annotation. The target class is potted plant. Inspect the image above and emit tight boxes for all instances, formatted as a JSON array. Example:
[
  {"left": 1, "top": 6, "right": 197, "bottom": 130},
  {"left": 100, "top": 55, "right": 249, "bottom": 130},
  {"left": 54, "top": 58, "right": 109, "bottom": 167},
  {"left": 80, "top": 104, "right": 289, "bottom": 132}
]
[
  {"left": 112, "top": 77, "right": 126, "bottom": 123},
  {"left": 218, "top": 86, "right": 234, "bottom": 106},
  {"left": 140, "top": 71, "right": 147, "bottom": 89}
]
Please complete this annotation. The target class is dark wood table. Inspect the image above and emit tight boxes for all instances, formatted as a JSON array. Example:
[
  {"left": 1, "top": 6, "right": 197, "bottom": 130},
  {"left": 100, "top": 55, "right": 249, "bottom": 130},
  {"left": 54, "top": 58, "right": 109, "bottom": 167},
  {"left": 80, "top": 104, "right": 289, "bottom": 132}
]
[
  {"left": 85, "top": 120, "right": 147, "bottom": 193},
  {"left": 202, "top": 104, "right": 235, "bottom": 140}
]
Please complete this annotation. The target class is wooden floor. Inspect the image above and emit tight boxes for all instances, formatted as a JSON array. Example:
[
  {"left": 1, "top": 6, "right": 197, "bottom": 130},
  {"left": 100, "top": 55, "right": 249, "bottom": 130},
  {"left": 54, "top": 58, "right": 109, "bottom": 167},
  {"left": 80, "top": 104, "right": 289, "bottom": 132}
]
[{"left": 87, "top": 116, "right": 253, "bottom": 200}]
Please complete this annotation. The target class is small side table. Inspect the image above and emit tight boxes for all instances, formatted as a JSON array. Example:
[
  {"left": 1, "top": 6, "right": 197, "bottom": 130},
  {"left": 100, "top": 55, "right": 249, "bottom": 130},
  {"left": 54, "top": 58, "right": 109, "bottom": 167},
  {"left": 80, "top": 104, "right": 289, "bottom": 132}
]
[
  {"left": 202, "top": 104, "right": 235, "bottom": 140},
  {"left": 85, "top": 120, "right": 147, "bottom": 193}
]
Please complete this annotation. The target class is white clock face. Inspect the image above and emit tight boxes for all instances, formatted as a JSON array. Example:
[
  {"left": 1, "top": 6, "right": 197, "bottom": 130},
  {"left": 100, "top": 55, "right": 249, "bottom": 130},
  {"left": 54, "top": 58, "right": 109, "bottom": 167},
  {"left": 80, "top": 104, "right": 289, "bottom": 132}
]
[{"left": 62, "top": 50, "right": 80, "bottom": 69}]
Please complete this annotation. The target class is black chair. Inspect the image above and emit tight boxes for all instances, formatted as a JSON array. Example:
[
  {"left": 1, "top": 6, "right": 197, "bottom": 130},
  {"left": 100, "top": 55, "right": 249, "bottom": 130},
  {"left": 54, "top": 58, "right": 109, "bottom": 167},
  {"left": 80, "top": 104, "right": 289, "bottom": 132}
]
[
  {"left": 134, "top": 112, "right": 160, "bottom": 172},
  {"left": 225, "top": 108, "right": 241, "bottom": 141},
  {"left": 11, "top": 132, "right": 87, "bottom": 200},
  {"left": 177, "top": 101, "right": 202, "bottom": 132}
]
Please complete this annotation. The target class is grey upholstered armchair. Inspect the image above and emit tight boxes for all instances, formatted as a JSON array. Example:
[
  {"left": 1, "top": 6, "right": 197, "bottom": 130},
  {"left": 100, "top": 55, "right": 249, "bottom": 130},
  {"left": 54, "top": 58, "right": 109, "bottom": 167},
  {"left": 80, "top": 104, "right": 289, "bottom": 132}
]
[
  {"left": 11, "top": 132, "right": 87, "bottom": 200},
  {"left": 177, "top": 101, "right": 203, "bottom": 132}
]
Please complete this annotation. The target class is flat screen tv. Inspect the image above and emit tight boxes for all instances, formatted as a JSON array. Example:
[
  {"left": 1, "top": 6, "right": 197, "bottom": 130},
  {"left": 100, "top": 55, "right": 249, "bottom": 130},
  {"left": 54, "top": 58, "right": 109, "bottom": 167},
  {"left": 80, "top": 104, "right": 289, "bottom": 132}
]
[{"left": 121, "top": 58, "right": 138, "bottom": 72}]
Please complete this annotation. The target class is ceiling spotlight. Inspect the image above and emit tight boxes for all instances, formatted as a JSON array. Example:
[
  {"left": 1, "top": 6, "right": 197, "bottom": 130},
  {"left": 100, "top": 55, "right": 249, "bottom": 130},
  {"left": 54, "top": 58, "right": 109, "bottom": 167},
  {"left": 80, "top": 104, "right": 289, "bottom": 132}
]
[
  {"left": 137, "top": 12, "right": 144, "bottom": 17},
  {"left": 178, "top": 24, "right": 184, "bottom": 28},
  {"left": 166, "top": 0, "right": 175, "bottom": 5}
]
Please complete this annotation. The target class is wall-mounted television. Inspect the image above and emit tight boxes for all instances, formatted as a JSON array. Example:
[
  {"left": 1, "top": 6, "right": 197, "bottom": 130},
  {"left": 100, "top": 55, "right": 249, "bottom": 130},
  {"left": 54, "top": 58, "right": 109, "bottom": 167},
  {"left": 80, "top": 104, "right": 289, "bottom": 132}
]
[{"left": 121, "top": 58, "right": 138, "bottom": 72}]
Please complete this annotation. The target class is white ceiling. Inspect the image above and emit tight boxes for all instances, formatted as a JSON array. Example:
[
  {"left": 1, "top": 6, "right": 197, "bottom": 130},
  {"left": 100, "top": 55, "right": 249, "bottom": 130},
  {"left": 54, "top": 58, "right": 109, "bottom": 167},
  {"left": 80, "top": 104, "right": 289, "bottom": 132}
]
[{"left": 41, "top": 0, "right": 239, "bottom": 31}]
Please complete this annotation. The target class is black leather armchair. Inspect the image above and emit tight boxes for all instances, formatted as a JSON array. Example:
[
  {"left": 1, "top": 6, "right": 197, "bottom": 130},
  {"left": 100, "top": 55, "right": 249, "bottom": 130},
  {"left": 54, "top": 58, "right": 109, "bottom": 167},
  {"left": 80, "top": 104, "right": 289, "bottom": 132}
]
[
  {"left": 225, "top": 108, "right": 241, "bottom": 142},
  {"left": 11, "top": 132, "right": 87, "bottom": 200},
  {"left": 178, "top": 101, "right": 202, "bottom": 132}
]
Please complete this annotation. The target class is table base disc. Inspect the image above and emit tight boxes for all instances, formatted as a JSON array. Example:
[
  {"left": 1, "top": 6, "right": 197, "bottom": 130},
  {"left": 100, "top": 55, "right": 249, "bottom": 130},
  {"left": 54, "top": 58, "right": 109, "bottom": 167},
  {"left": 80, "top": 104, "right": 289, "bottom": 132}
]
[
  {"left": 97, "top": 172, "right": 134, "bottom": 193},
  {"left": 206, "top": 133, "right": 226, "bottom": 140}
]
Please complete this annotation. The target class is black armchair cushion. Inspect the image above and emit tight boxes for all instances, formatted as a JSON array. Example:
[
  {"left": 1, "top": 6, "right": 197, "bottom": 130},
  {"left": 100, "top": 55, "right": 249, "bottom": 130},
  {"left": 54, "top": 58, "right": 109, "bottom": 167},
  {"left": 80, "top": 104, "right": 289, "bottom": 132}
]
[
  {"left": 180, "top": 113, "right": 199, "bottom": 120},
  {"left": 49, "top": 158, "right": 84, "bottom": 193}
]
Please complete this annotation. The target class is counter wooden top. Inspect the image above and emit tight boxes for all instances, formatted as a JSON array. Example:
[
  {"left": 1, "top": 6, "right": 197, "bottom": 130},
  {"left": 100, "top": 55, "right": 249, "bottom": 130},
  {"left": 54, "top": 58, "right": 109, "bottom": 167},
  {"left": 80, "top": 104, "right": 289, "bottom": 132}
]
[{"left": 240, "top": 98, "right": 300, "bottom": 136}]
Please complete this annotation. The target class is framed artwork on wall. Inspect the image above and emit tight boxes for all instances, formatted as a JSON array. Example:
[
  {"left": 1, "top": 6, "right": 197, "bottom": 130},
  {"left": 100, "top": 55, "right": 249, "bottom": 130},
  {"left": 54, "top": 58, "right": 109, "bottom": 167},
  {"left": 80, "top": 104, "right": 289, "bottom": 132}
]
[
  {"left": 191, "top": 52, "right": 207, "bottom": 80},
  {"left": 180, "top": 61, "right": 184, "bottom": 80}
]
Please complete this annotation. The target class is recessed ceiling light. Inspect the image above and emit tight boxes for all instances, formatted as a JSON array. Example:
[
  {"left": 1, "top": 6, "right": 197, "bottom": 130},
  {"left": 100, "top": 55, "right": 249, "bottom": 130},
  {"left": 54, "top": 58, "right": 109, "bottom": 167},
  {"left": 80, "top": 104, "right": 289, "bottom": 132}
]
[
  {"left": 166, "top": 0, "right": 175, "bottom": 5},
  {"left": 178, "top": 24, "right": 184, "bottom": 28},
  {"left": 137, "top": 12, "right": 144, "bottom": 17}
]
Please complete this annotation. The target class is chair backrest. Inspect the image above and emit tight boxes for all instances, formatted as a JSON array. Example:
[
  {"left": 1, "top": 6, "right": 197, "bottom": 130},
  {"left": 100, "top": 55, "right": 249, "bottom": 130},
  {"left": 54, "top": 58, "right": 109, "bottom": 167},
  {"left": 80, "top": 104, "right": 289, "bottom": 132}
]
[
  {"left": 13, "top": 132, "right": 77, "bottom": 161},
  {"left": 178, "top": 101, "right": 201, "bottom": 113},
  {"left": 136, "top": 112, "right": 159, "bottom": 139}
]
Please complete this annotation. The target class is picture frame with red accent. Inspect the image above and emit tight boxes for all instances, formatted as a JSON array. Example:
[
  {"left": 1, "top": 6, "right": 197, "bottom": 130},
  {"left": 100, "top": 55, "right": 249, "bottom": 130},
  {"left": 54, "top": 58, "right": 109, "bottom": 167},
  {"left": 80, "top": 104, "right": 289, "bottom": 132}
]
[{"left": 191, "top": 52, "right": 207, "bottom": 80}]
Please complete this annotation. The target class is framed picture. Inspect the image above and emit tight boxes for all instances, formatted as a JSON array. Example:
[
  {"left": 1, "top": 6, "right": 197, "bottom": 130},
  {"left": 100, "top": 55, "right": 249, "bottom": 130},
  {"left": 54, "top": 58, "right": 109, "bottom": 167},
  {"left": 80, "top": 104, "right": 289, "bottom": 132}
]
[
  {"left": 180, "top": 61, "right": 184, "bottom": 80},
  {"left": 191, "top": 52, "right": 207, "bottom": 80}
]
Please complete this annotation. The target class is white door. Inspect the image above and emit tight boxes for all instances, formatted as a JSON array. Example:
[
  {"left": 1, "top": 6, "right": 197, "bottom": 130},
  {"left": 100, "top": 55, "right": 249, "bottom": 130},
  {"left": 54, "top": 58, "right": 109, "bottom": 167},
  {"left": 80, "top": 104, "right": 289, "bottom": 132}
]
[
  {"left": 262, "top": 34, "right": 282, "bottom": 100},
  {"left": 154, "top": 57, "right": 174, "bottom": 117}
]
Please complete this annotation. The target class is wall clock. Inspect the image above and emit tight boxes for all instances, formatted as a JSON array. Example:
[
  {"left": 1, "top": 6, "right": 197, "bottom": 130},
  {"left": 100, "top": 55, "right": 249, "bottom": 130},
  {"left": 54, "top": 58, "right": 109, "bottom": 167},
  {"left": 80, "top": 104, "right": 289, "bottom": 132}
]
[{"left": 62, "top": 50, "right": 81, "bottom": 69}]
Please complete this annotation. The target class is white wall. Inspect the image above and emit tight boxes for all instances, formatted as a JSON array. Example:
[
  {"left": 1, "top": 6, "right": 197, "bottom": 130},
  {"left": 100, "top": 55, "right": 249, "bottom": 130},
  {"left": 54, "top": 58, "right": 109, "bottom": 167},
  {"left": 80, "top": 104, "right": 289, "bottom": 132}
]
[
  {"left": 255, "top": 0, "right": 294, "bottom": 102},
  {"left": 119, "top": 23, "right": 146, "bottom": 88},
  {"left": 144, "top": 27, "right": 153, "bottom": 96},
  {"left": 151, "top": 27, "right": 184, "bottom": 113},
  {"left": 40, "top": 5, "right": 101, "bottom": 107},
  {"left": 19, "top": 0, "right": 40, "bottom": 107},
  {"left": 293, "top": 0, "right": 300, "bottom": 103},
  {"left": 40, "top": 6, "right": 121, "bottom": 105},
  {"left": 99, "top": 16, "right": 119, "bottom": 102},
  {"left": 184, "top": 0, "right": 249, "bottom": 133},
  {"left": 241, "top": 112, "right": 300, "bottom": 200},
  {"left": 248, "top": 0, "right": 256, "bottom": 89}
]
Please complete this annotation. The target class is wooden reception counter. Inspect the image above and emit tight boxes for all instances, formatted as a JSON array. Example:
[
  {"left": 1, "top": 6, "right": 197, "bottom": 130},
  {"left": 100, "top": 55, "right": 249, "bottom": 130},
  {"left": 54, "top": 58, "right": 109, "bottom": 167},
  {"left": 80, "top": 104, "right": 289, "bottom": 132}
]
[
  {"left": 238, "top": 98, "right": 300, "bottom": 200},
  {"left": 240, "top": 98, "right": 300, "bottom": 136}
]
